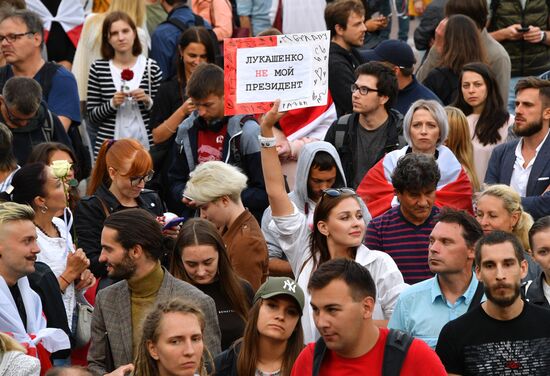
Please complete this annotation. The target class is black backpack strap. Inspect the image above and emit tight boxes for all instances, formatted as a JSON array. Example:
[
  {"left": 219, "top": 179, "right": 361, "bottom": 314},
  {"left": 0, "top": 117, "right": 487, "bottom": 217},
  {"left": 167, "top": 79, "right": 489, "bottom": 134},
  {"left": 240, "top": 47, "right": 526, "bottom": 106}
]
[
  {"left": 34, "top": 62, "right": 61, "bottom": 102},
  {"left": 467, "top": 281, "right": 485, "bottom": 312},
  {"left": 193, "top": 14, "right": 205, "bottom": 27},
  {"left": 382, "top": 329, "right": 414, "bottom": 376},
  {"left": 384, "top": 111, "right": 404, "bottom": 154},
  {"left": 39, "top": 103, "right": 54, "bottom": 142},
  {"left": 312, "top": 337, "right": 327, "bottom": 376},
  {"left": 164, "top": 14, "right": 206, "bottom": 31},
  {"left": 165, "top": 17, "right": 190, "bottom": 32},
  {"left": 229, "top": 115, "right": 256, "bottom": 168},
  {"left": 0, "top": 65, "right": 9, "bottom": 93},
  {"left": 334, "top": 113, "right": 353, "bottom": 150}
]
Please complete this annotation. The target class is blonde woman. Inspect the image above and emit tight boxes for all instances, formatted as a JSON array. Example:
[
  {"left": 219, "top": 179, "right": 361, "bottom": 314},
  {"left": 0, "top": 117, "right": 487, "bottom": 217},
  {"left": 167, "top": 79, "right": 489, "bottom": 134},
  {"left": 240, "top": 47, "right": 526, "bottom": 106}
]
[
  {"left": 444, "top": 106, "right": 480, "bottom": 192},
  {"left": 475, "top": 184, "right": 540, "bottom": 282},
  {"left": 0, "top": 333, "right": 40, "bottom": 376}
]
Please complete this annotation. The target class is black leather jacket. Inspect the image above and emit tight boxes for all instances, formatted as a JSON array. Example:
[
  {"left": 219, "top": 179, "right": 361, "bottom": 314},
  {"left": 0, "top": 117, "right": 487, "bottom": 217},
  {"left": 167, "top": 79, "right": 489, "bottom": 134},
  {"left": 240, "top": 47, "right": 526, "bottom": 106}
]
[
  {"left": 74, "top": 184, "right": 165, "bottom": 278},
  {"left": 524, "top": 273, "right": 550, "bottom": 310}
]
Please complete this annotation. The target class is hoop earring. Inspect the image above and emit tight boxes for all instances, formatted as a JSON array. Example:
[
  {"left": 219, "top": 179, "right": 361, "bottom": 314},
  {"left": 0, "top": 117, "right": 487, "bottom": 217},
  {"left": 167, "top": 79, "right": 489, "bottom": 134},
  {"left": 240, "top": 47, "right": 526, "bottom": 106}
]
[{"left": 40, "top": 205, "right": 48, "bottom": 214}]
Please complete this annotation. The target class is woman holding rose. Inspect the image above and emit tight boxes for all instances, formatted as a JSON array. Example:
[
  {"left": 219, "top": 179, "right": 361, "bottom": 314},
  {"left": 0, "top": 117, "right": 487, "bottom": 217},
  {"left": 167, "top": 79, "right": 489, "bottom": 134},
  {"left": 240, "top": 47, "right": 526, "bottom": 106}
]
[
  {"left": 8, "top": 162, "right": 95, "bottom": 340},
  {"left": 27, "top": 142, "right": 82, "bottom": 211},
  {"left": 87, "top": 10, "right": 162, "bottom": 158}
]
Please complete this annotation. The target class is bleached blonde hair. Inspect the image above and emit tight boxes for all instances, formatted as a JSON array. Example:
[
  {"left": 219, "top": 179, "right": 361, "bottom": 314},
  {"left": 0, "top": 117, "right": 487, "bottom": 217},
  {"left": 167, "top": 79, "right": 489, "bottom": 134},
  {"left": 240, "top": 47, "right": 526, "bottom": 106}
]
[
  {"left": 184, "top": 161, "right": 248, "bottom": 204},
  {"left": 0, "top": 202, "right": 34, "bottom": 226}
]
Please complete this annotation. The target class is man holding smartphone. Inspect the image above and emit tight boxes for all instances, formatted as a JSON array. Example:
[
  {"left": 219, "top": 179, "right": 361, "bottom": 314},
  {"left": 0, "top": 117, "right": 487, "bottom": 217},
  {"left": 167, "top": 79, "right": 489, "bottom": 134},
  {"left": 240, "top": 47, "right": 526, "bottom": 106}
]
[{"left": 488, "top": 0, "right": 550, "bottom": 114}]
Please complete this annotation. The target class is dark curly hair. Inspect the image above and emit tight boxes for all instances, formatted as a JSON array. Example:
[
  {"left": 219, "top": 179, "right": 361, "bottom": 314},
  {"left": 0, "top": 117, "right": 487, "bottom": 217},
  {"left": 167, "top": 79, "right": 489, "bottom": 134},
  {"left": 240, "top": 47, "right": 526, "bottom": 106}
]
[{"left": 391, "top": 153, "right": 441, "bottom": 193}]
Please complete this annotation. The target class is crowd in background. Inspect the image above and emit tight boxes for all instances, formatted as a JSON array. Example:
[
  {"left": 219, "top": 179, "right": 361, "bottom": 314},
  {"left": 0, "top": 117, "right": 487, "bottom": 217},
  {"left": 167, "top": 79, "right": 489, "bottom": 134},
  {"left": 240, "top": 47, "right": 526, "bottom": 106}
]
[{"left": 0, "top": 0, "right": 550, "bottom": 375}]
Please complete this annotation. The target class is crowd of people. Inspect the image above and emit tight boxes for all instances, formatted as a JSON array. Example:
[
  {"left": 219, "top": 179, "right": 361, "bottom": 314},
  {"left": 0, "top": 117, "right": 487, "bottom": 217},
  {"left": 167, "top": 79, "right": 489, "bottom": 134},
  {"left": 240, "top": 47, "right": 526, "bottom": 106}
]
[{"left": 1, "top": 0, "right": 550, "bottom": 375}]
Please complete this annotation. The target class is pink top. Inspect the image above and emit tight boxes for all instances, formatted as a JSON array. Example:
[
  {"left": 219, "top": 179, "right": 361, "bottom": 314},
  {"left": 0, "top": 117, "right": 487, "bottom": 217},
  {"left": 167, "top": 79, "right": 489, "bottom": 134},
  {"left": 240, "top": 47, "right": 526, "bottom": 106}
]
[
  {"left": 467, "top": 113, "right": 514, "bottom": 183},
  {"left": 192, "top": 0, "right": 233, "bottom": 41}
]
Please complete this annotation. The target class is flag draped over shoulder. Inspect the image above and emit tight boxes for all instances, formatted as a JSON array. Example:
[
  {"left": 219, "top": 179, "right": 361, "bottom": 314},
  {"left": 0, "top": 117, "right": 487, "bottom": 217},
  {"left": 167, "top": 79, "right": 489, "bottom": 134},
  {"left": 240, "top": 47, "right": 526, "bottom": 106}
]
[
  {"left": 0, "top": 276, "right": 70, "bottom": 374},
  {"left": 357, "top": 145, "right": 473, "bottom": 218}
]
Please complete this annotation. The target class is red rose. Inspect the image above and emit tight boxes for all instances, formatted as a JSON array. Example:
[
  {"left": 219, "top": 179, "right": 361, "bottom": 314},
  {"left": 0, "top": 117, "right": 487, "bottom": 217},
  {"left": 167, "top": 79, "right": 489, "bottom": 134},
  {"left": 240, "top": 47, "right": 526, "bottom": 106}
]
[{"left": 121, "top": 68, "right": 134, "bottom": 81}]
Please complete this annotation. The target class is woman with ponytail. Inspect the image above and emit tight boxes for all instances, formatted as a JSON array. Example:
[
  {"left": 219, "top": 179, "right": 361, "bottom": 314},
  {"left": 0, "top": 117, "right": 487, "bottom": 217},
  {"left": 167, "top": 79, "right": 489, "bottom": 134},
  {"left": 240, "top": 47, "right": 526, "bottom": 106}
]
[{"left": 75, "top": 138, "right": 165, "bottom": 288}]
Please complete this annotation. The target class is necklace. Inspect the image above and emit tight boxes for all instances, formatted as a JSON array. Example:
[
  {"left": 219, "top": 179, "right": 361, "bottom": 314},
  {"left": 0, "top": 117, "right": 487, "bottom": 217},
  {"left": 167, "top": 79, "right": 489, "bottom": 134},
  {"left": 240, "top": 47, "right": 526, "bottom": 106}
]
[{"left": 34, "top": 221, "right": 61, "bottom": 238}]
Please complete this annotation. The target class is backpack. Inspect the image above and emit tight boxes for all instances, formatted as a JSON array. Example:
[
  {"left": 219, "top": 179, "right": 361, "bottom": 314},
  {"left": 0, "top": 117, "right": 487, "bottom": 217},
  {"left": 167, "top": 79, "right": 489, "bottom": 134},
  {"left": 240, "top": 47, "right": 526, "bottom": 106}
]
[
  {"left": 312, "top": 329, "right": 414, "bottom": 376},
  {"left": 0, "top": 63, "right": 92, "bottom": 181},
  {"left": 333, "top": 113, "right": 402, "bottom": 154},
  {"left": 331, "top": 112, "right": 402, "bottom": 183},
  {"left": 162, "top": 11, "right": 223, "bottom": 68},
  {"left": 228, "top": 115, "right": 257, "bottom": 170}
]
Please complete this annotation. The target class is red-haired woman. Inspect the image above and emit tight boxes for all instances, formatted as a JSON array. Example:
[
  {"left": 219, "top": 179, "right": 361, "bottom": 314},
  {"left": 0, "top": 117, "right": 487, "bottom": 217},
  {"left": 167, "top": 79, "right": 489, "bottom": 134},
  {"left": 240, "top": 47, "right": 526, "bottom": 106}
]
[{"left": 75, "top": 138, "right": 165, "bottom": 287}]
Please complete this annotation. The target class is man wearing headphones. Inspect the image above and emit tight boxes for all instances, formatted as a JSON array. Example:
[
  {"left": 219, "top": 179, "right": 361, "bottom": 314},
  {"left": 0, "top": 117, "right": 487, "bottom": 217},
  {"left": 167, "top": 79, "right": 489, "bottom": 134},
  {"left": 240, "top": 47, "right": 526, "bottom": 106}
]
[{"left": 167, "top": 63, "right": 268, "bottom": 222}]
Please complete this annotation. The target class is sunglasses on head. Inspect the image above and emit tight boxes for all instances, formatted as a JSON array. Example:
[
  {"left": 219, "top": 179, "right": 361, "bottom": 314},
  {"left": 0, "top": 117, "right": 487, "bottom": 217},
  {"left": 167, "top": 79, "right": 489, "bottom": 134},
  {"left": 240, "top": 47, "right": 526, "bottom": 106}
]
[{"left": 322, "top": 188, "right": 356, "bottom": 198}]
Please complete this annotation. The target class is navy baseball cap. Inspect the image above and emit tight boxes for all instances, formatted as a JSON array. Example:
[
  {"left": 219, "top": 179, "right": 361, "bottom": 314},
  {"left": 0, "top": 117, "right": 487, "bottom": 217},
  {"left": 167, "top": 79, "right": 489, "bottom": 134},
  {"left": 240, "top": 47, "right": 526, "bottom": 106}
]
[{"left": 360, "top": 39, "right": 416, "bottom": 69}]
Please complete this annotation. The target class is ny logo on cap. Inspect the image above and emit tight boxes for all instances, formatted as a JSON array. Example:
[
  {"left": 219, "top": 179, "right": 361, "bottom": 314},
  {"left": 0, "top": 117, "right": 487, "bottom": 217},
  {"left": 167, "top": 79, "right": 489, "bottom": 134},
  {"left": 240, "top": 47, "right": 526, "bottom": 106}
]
[{"left": 283, "top": 279, "right": 296, "bottom": 293}]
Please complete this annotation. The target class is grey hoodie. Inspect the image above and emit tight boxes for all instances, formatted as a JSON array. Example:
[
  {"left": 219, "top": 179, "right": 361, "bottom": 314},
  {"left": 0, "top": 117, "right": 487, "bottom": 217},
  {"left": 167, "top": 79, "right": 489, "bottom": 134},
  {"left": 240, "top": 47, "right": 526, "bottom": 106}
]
[{"left": 261, "top": 141, "right": 370, "bottom": 259}]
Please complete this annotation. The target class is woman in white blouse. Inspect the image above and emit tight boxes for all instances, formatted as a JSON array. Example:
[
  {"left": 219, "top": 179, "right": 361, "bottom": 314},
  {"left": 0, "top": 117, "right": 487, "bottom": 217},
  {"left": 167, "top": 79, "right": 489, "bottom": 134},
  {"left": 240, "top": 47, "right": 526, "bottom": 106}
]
[{"left": 10, "top": 163, "right": 95, "bottom": 335}]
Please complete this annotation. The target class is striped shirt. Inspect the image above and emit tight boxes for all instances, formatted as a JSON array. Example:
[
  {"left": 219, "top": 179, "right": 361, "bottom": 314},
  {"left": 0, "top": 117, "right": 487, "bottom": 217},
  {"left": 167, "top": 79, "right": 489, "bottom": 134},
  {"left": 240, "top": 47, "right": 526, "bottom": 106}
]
[
  {"left": 86, "top": 58, "right": 162, "bottom": 156},
  {"left": 365, "top": 206, "right": 439, "bottom": 285}
]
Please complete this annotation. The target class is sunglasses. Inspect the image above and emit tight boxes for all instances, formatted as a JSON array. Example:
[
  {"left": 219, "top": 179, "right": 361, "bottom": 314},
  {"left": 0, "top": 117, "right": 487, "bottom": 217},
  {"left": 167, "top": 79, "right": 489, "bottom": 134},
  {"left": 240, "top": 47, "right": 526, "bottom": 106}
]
[
  {"left": 129, "top": 170, "right": 154, "bottom": 187},
  {"left": 1, "top": 98, "right": 37, "bottom": 126},
  {"left": 322, "top": 188, "right": 357, "bottom": 198}
]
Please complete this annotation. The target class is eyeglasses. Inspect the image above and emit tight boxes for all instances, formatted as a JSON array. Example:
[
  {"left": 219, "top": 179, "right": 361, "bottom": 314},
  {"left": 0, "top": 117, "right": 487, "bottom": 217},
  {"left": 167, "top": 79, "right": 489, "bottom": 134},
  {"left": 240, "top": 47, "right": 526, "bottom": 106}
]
[
  {"left": 322, "top": 188, "right": 357, "bottom": 198},
  {"left": 0, "top": 32, "right": 35, "bottom": 43},
  {"left": 350, "top": 84, "right": 379, "bottom": 96},
  {"left": 129, "top": 170, "right": 154, "bottom": 187},
  {"left": 1, "top": 98, "right": 36, "bottom": 126}
]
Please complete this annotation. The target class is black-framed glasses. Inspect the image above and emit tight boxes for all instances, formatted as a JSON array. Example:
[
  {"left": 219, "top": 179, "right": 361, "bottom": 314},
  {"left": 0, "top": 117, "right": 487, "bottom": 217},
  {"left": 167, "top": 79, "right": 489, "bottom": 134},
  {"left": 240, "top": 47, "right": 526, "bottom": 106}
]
[
  {"left": 1, "top": 98, "right": 36, "bottom": 126},
  {"left": 322, "top": 188, "right": 357, "bottom": 198},
  {"left": 0, "top": 32, "right": 35, "bottom": 43},
  {"left": 130, "top": 170, "right": 154, "bottom": 187},
  {"left": 350, "top": 84, "right": 379, "bottom": 96}
]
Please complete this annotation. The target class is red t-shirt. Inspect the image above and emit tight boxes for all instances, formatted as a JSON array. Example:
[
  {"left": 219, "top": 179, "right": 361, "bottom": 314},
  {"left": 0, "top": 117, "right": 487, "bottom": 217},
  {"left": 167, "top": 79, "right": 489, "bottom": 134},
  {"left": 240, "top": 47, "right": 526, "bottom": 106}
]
[
  {"left": 197, "top": 123, "right": 227, "bottom": 163},
  {"left": 291, "top": 327, "right": 446, "bottom": 376}
]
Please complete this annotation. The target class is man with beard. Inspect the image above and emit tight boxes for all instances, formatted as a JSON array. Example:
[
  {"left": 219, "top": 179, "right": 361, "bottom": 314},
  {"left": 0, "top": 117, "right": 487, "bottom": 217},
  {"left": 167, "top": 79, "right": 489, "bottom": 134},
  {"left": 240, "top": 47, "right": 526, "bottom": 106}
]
[
  {"left": 87, "top": 208, "right": 221, "bottom": 376},
  {"left": 436, "top": 231, "right": 550, "bottom": 375},
  {"left": 485, "top": 77, "right": 550, "bottom": 220}
]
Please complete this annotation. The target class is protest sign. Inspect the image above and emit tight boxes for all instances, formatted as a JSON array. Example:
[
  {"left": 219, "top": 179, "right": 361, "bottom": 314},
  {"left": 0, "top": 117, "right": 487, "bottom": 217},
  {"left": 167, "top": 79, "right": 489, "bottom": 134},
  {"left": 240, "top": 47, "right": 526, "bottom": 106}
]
[{"left": 224, "top": 31, "right": 330, "bottom": 115}]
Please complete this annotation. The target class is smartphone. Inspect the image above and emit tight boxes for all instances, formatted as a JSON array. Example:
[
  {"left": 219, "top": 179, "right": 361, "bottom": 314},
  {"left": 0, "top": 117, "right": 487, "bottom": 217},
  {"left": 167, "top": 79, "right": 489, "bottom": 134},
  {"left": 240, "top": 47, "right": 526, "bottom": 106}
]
[
  {"left": 163, "top": 216, "right": 185, "bottom": 230},
  {"left": 517, "top": 26, "right": 530, "bottom": 32}
]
